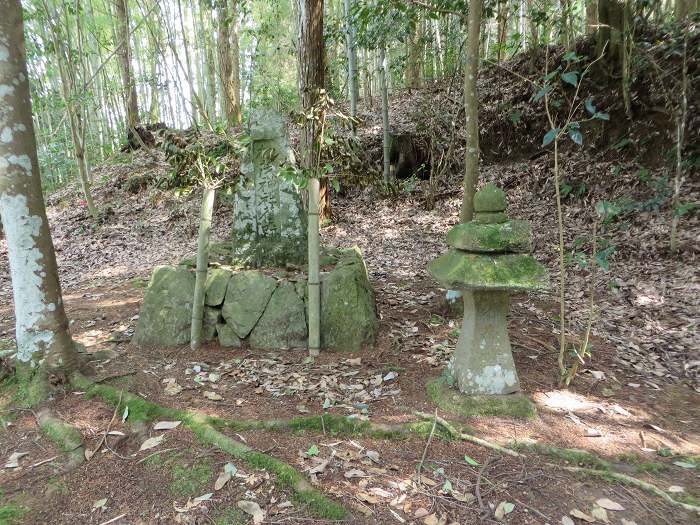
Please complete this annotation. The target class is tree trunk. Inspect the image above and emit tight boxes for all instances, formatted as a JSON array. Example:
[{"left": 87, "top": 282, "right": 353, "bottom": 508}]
[
  {"left": 191, "top": 187, "right": 215, "bottom": 350},
  {"left": 343, "top": 0, "right": 358, "bottom": 134},
  {"left": 379, "top": 45, "right": 391, "bottom": 183},
  {"left": 362, "top": 48, "right": 372, "bottom": 108},
  {"left": 299, "top": 0, "right": 325, "bottom": 357},
  {"left": 115, "top": 0, "right": 139, "bottom": 130},
  {"left": 460, "top": 0, "right": 483, "bottom": 223},
  {"left": 597, "top": 0, "right": 624, "bottom": 73},
  {"left": 201, "top": 0, "right": 218, "bottom": 120},
  {"left": 218, "top": 0, "right": 242, "bottom": 127},
  {"left": 0, "top": 0, "right": 79, "bottom": 387},
  {"left": 45, "top": 0, "right": 98, "bottom": 219},
  {"left": 586, "top": 0, "right": 598, "bottom": 33},
  {"left": 406, "top": 17, "right": 423, "bottom": 89}
]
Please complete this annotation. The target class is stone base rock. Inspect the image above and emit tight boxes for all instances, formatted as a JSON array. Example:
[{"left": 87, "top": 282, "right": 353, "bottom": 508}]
[
  {"left": 321, "top": 248, "right": 378, "bottom": 352},
  {"left": 427, "top": 376, "right": 536, "bottom": 419},
  {"left": 134, "top": 266, "right": 195, "bottom": 346},
  {"left": 135, "top": 247, "right": 378, "bottom": 351}
]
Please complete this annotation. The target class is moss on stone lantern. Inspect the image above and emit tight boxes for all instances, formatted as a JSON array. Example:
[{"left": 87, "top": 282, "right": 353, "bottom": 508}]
[{"left": 428, "top": 183, "right": 547, "bottom": 396}]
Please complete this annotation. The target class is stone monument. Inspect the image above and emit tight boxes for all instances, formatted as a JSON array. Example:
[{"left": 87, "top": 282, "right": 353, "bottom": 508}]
[
  {"left": 134, "top": 110, "right": 379, "bottom": 352},
  {"left": 428, "top": 183, "right": 547, "bottom": 396},
  {"left": 232, "top": 109, "right": 307, "bottom": 268}
]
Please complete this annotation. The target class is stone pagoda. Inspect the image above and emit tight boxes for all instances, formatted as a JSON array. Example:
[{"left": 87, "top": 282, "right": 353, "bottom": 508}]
[{"left": 428, "top": 183, "right": 547, "bottom": 395}]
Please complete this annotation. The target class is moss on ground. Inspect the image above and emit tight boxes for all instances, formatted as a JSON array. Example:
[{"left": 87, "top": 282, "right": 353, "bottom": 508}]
[
  {"left": 0, "top": 502, "right": 29, "bottom": 524},
  {"left": 215, "top": 508, "right": 248, "bottom": 525},
  {"left": 39, "top": 415, "right": 82, "bottom": 452},
  {"left": 512, "top": 442, "right": 610, "bottom": 470},
  {"left": 427, "top": 377, "right": 537, "bottom": 419},
  {"left": 85, "top": 381, "right": 348, "bottom": 520},
  {"left": 170, "top": 460, "right": 214, "bottom": 497}
]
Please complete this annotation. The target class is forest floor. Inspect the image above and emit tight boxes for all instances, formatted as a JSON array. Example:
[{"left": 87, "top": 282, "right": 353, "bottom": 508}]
[
  {"left": 0, "top": 161, "right": 698, "bottom": 523},
  {"left": 1, "top": 45, "right": 700, "bottom": 523}
]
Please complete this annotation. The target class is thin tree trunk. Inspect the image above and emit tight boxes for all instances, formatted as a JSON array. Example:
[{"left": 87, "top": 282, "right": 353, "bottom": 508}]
[
  {"left": 669, "top": 34, "right": 688, "bottom": 253},
  {"left": 362, "top": 48, "right": 372, "bottom": 108},
  {"left": 379, "top": 45, "right": 390, "bottom": 183},
  {"left": 191, "top": 187, "right": 215, "bottom": 350},
  {"left": 115, "top": 0, "right": 139, "bottom": 130},
  {"left": 176, "top": 0, "right": 199, "bottom": 126},
  {"left": 406, "top": 17, "right": 423, "bottom": 89},
  {"left": 460, "top": 0, "right": 483, "bottom": 223},
  {"left": 343, "top": 0, "right": 358, "bottom": 134},
  {"left": 44, "top": 0, "right": 98, "bottom": 219},
  {"left": 0, "top": 0, "right": 79, "bottom": 383},
  {"left": 299, "top": 0, "right": 325, "bottom": 357},
  {"left": 218, "top": 0, "right": 242, "bottom": 127}
]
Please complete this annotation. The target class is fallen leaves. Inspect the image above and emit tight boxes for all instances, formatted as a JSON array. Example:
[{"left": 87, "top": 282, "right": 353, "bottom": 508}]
[
  {"left": 494, "top": 501, "right": 515, "bottom": 520},
  {"left": 4, "top": 451, "right": 29, "bottom": 468},
  {"left": 153, "top": 420, "right": 181, "bottom": 430},
  {"left": 595, "top": 498, "right": 624, "bottom": 511},
  {"left": 237, "top": 500, "right": 265, "bottom": 523},
  {"left": 139, "top": 434, "right": 164, "bottom": 452}
]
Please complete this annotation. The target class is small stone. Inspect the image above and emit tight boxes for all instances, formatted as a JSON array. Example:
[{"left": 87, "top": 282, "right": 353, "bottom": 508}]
[
  {"left": 473, "top": 182, "right": 507, "bottom": 213},
  {"left": 205, "top": 268, "right": 232, "bottom": 306},
  {"left": 217, "top": 323, "right": 242, "bottom": 348},
  {"left": 222, "top": 271, "right": 278, "bottom": 338}
]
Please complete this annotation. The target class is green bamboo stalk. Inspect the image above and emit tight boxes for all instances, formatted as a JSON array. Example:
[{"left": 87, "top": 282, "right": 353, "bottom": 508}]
[
  {"left": 190, "top": 186, "right": 216, "bottom": 350},
  {"left": 307, "top": 176, "right": 321, "bottom": 357}
]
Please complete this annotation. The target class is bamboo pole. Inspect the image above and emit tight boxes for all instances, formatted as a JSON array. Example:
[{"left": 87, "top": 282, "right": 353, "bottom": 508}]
[{"left": 191, "top": 186, "right": 216, "bottom": 350}]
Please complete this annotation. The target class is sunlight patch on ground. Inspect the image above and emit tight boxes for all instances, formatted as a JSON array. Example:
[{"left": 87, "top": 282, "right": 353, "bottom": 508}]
[{"left": 533, "top": 390, "right": 600, "bottom": 412}]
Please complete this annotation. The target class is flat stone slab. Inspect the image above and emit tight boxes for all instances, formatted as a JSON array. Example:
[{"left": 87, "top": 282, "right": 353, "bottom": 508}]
[
  {"left": 447, "top": 220, "right": 532, "bottom": 253},
  {"left": 427, "top": 376, "right": 536, "bottom": 419},
  {"left": 205, "top": 268, "right": 232, "bottom": 306},
  {"left": 249, "top": 282, "right": 307, "bottom": 349},
  {"left": 134, "top": 266, "right": 195, "bottom": 346},
  {"left": 222, "top": 271, "right": 278, "bottom": 338},
  {"left": 429, "top": 250, "right": 547, "bottom": 291}
]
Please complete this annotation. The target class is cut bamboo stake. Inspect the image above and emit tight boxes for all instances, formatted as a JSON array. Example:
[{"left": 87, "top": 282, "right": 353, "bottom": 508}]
[
  {"left": 308, "top": 176, "right": 321, "bottom": 357},
  {"left": 190, "top": 186, "right": 216, "bottom": 350}
]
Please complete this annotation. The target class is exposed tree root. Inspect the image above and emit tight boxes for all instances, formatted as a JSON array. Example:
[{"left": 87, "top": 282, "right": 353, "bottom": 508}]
[
  {"left": 558, "top": 465, "right": 700, "bottom": 514},
  {"left": 71, "top": 374, "right": 347, "bottom": 520},
  {"left": 35, "top": 408, "right": 85, "bottom": 471},
  {"left": 72, "top": 374, "right": 699, "bottom": 516}
]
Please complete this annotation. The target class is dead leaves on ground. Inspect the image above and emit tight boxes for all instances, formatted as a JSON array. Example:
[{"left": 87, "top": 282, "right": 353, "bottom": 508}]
[{"left": 158, "top": 355, "right": 401, "bottom": 412}]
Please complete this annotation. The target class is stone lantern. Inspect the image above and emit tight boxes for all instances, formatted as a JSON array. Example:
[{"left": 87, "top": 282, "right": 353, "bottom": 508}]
[{"left": 428, "top": 183, "right": 547, "bottom": 395}]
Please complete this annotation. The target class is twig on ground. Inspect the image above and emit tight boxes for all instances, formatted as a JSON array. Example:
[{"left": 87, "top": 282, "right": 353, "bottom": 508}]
[
  {"left": 88, "top": 390, "right": 123, "bottom": 461},
  {"left": 413, "top": 410, "right": 522, "bottom": 458},
  {"left": 555, "top": 464, "right": 700, "bottom": 514},
  {"left": 135, "top": 447, "right": 180, "bottom": 465},
  {"left": 97, "top": 513, "right": 127, "bottom": 525},
  {"left": 415, "top": 408, "right": 438, "bottom": 482},
  {"left": 29, "top": 456, "right": 58, "bottom": 469}
]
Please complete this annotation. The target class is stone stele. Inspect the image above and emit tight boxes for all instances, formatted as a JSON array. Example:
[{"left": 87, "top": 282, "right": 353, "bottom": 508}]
[
  {"left": 428, "top": 183, "right": 547, "bottom": 395},
  {"left": 231, "top": 108, "right": 307, "bottom": 267}
]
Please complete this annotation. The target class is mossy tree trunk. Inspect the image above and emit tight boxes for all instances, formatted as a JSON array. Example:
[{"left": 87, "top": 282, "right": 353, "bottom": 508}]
[{"left": 0, "top": 0, "right": 79, "bottom": 400}]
